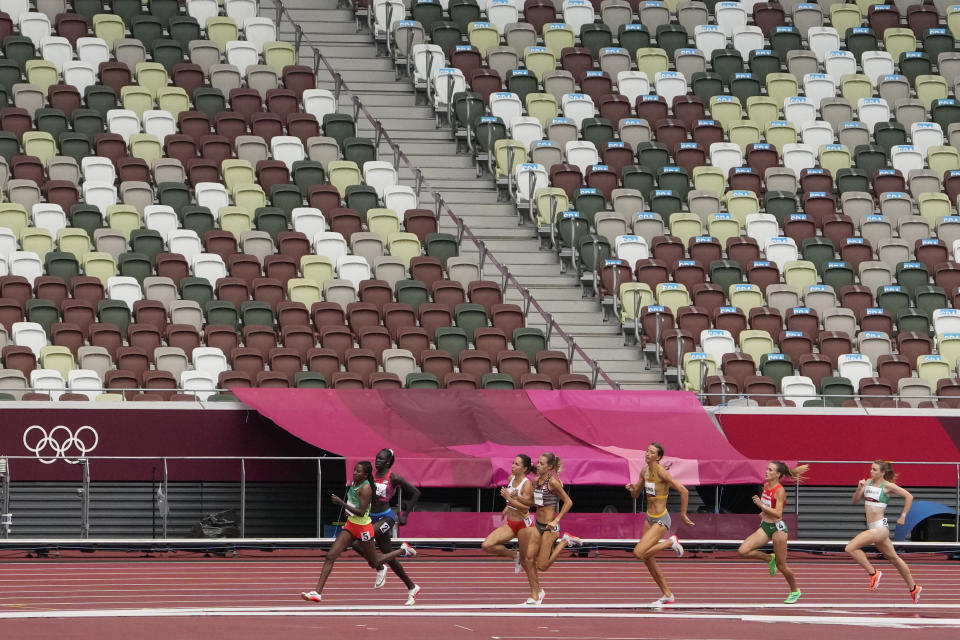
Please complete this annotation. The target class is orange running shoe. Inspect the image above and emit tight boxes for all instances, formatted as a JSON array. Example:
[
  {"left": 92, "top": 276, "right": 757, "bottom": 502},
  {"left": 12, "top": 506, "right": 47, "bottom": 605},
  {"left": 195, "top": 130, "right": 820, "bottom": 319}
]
[
  {"left": 869, "top": 570, "right": 882, "bottom": 591},
  {"left": 910, "top": 585, "right": 922, "bottom": 604}
]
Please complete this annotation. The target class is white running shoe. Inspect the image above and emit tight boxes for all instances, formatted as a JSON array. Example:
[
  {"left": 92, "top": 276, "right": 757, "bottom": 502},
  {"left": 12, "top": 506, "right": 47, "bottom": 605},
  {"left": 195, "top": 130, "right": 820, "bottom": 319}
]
[
  {"left": 374, "top": 566, "right": 387, "bottom": 589},
  {"left": 560, "top": 532, "right": 583, "bottom": 547},
  {"left": 514, "top": 551, "right": 522, "bottom": 574},
  {"left": 301, "top": 590, "right": 322, "bottom": 602},
  {"left": 669, "top": 534, "right": 684, "bottom": 558},
  {"left": 651, "top": 594, "right": 675, "bottom": 607},
  {"left": 400, "top": 542, "right": 417, "bottom": 558},
  {"left": 523, "top": 589, "right": 546, "bottom": 605},
  {"left": 405, "top": 584, "right": 421, "bottom": 606}
]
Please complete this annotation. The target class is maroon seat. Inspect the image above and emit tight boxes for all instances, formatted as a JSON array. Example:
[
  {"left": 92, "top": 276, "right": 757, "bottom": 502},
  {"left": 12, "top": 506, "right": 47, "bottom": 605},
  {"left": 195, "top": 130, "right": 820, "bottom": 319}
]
[
  {"left": 520, "top": 372, "right": 554, "bottom": 390},
  {"left": 459, "top": 349, "right": 493, "bottom": 379},
  {"left": 226, "top": 253, "right": 263, "bottom": 287},
  {"left": 328, "top": 208, "right": 363, "bottom": 242},
  {"left": 215, "top": 277, "right": 250, "bottom": 309},
  {"left": 231, "top": 347, "right": 266, "bottom": 378},
  {"left": 127, "top": 324, "right": 163, "bottom": 356},
  {"left": 674, "top": 260, "right": 706, "bottom": 292},
  {"left": 704, "top": 374, "right": 739, "bottom": 405},
  {"left": 558, "top": 373, "right": 592, "bottom": 389},
  {"left": 721, "top": 352, "right": 756, "bottom": 389},
  {"left": 662, "top": 328, "right": 695, "bottom": 367},
  {"left": 0, "top": 108, "right": 32, "bottom": 140},
  {"left": 319, "top": 325, "right": 355, "bottom": 363},
  {"left": 286, "top": 113, "right": 320, "bottom": 145},
  {"left": 2, "top": 345, "right": 36, "bottom": 378},
  {"left": 164, "top": 134, "right": 198, "bottom": 166},
  {"left": 117, "top": 157, "right": 150, "bottom": 183},
  {"left": 281, "top": 65, "right": 316, "bottom": 98},
  {"left": 269, "top": 346, "right": 304, "bottom": 382},
  {"left": 370, "top": 372, "right": 402, "bottom": 389},
  {"left": 90, "top": 322, "right": 123, "bottom": 358},
  {"left": 548, "top": 163, "right": 583, "bottom": 201},
  {"left": 383, "top": 303, "right": 416, "bottom": 340},
  {"left": 450, "top": 45, "right": 483, "bottom": 79},
  {"left": 242, "top": 325, "right": 278, "bottom": 357},
  {"left": 783, "top": 213, "right": 816, "bottom": 246},
  {"left": 219, "top": 370, "right": 253, "bottom": 389},
  {"left": 421, "top": 348, "right": 455, "bottom": 381},
  {"left": 409, "top": 256, "right": 444, "bottom": 290},
  {"left": 635, "top": 94, "right": 668, "bottom": 124},
  {"left": 467, "top": 68, "right": 502, "bottom": 102},
  {"left": 748, "top": 306, "right": 783, "bottom": 342},
  {"left": 598, "top": 93, "right": 632, "bottom": 126},
  {"left": 265, "top": 88, "right": 300, "bottom": 120},
  {"left": 203, "top": 230, "right": 239, "bottom": 261},
  {"left": 205, "top": 324, "right": 240, "bottom": 356},
  {"left": 585, "top": 164, "right": 618, "bottom": 200},
  {"left": 116, "top": 346, "right": 150, "bottom": 384},
  {"left": 691, "top": 118, "right": 724, "bottom": 149},
  {"left": 166, "top": 324, "right": 201, "bottom": 357},
  {"left": 817, "top": 331, "right": 852, "bottom": 369},
  {"left": 172, "top": 63, "right": 205, "bottom": 98},
  {"left": 640, "top": 305, "right": 675, "bottom": 344},
  {"left": 54, "top": 13, "right": 88, "bottom": 46},
  {"left": 752, "top": 3, "right": 786, "bottom": 33},
  {"left": 496, "top": 349, "right": 531, "bottom": 384},
  {"left": 48, "top": 84, "right": 82, "bottom": 116},
  {"left": 312, "top": 301, "right": 347, "bottom": 329},
  {"left": 797, "top": 353, "right": 832, "bottom": 390},
  {"left": 34, "top": 276, "right": 68, "bottom": 307},
  {"left": 650, "top": 235, "right": 684, "bottom": 270},
  {"left": 713, "top": 306, "right": 747, "bottom": 341},
  {"left": 199, "top": 135, "right": 233, "bottom": 166},
  {"left": 250, "top": 111, "right": 284, "bottom": 143},
  {"left": 60, "top": 299, "right": 96, "bottom": 336},
  {"left": 601, "top": 140, "right": 634, "bottom": 176},
  {"left": 344, "top": 347, "right": 377, "bottom": 385},
  {"left": 396, "top": 326, "right": 430, "bottom": 363},
  {"left": 255, "top": 159, "right": 290, "bottom": 194},
  {"left": 331, "top": 371, "right": 365, "bottom": 389},
  {"left": 228, "top": 88, "right": 264, "bottom": 123},
  {"left": 257, "top": 370, "right": 291, "bottom": 388},
  {"left": 98, "top": 61, "right": 132, "bottom": 94},
  {"left": 187, "top": 158, "right": 220, "bottom": 186},
  {"left": 522, "top": 0, "right": 557, "bottom": 33},
  {"left": 156, "top": 253, "right": 190, "bottom": 284},
  {"left": 559, "top": 47, "right": 595, "bottom": 83},
  {"left": 867, "top": 4, "right": 901, "bottom": 38},
  {"left": 357, "top": 325, "right": 391, "bottom": 362},
  {"left": 214, "top": 111, "right": 248, "bottom": 143},
  {"left": 308, "top": 183, "right": 341, "bottom": 212},
  {"left": 51, "top": 322, "right": 84, "bottom": 356},
  {"left": 673, "top": 95, "right": 707, "bottom": 129}
]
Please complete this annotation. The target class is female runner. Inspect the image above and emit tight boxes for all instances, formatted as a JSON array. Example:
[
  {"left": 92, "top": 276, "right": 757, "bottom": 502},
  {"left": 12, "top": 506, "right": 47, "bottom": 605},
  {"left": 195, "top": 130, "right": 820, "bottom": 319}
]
[
  {"left": 737, "top": 461, "right": 808, "bottom": 604},
  {"left": 362, "top": 448, "right": 422, "bottom": 604},
  {"left": 481, "top": 454, "right": 544, "bottom": 605},
  {"left": 301, "top": 461, "right": 416, "bottom": 604},
  {"left": 532, "top": 452, "right": 582, "bottom": 572},
  {"left": 845, "top": 460, "right": 922, "bottom": 603},
  {"left": 626, "top": 442, "right": 693, "bottom": 607}
]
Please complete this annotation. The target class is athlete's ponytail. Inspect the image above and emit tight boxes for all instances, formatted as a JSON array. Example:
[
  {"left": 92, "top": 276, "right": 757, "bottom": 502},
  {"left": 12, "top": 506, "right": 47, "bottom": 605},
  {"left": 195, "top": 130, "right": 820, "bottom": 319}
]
[
  {"left": 541, "top": 451, "right": 563, "bottom": 475},
  {"left": 772, "top": 461, "right": 808, "bottom": 484},
  {"left": 874, "top": 460, "right": 898, "bottom": 483}
]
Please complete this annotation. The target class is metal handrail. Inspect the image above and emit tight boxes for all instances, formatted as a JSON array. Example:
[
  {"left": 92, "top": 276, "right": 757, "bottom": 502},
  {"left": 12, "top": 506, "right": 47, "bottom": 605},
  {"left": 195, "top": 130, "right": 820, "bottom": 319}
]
[{"left": 270, "top": 0, "right": 620, "bottom": 389}]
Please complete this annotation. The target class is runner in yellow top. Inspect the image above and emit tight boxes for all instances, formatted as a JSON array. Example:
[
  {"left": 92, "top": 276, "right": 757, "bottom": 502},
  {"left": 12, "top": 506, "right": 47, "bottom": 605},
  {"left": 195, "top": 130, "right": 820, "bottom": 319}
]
[
  {"left": 626, "top": 442, "right": 694, "bottom": 607},
  {"left": 845, "top": 460, "right": 921, "bottom": 603}
]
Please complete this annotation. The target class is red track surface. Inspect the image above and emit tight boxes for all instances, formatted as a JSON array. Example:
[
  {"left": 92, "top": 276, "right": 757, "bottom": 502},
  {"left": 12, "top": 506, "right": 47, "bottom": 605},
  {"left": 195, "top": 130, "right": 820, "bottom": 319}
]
[{"left": 1, "top": 550, "right": 959, "bottom": 639}]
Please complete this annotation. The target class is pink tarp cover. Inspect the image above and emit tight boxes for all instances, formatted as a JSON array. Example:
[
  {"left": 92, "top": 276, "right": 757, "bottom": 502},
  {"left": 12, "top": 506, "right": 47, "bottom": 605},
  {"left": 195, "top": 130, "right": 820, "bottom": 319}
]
[{"left": 233, "top": 389, "right": 767, "bottom": 487}]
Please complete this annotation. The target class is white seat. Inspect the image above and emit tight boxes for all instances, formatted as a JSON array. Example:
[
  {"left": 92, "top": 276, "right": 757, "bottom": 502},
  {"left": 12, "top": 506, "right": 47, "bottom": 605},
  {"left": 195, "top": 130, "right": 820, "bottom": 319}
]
[
  {"left": 799, "top": 122, "right": 834, "bottom": 152},
  {"left": 487, "top": 0, "right": 519, "bottom": 30},
  {"left": 781, "top": 375, "right": 817, "bottom": 407},
  {"left": 302, "top": 89, "right": 338, "bottom": 122},
  {"left": 560, "top": 93, "right": 596, "bottom": 128},
  {"left": 509, "top": 115, "right": 544, "bottom": 151},
  {"left": 82, "top": 156, "right": 117, "bottom": 184},
  {"left": 242, "top": 17, "right": 277, "bottom": 53},
  {"left": 699, "top": 328, "right": 737, "bottom": 361},
  {"left": 186, "top": 0, "right": 219, "bottom": 25},
  {"left": 30, "top": 368, "right": 65, "bottom": 400},
  {"left": 0, "top": 227, "right": 17, "bottom": 260},
  {"left": 783, "top": 97, "right": 817, "bottom": 129},
  {"left": 13, "top": 320, "right": 47, "bottom": 356},
  {"left": 615, "top": 234, "right": 649, "bottom": 265},
  {"left": 562, "top": 0, "right": 596, "bottom": 35},
  {"left": 312, "top": 231, "right": 349, "bottom": 264},
  {"left": 807, "top": 26, "right": 840, "bottom": 63},
  {"left": 0, "top": 0, "right": 28, "bottom": 23},
  {"left": 9, "top": 250, "right": 43, "bottom": 285},
  {"left": 62, "top": 60, "right": 97, "bottom": 94},
  {"left": 781, "top": 143, "right": 816, "bottom": 175},
  {"left": 890, "top": 145, "right": 924, "bottom": 175},
  {"left": 731, "top": 25, "right": 763, "bottom": 59},
  {"left": 911, "top": 122, "right": 944, "bottom": 158},
  {"left": 144, "top": 205, "right": 179, "bottom": 241},
  {"left": 372, "top": 0, "right": 404, "bottom": 41},
  {"left": 190, "top": 253, "right": 228, "bottom": 288},
  {"left": 763, "top": 236, "right": 800, "bottom": 270},
  {"left": 142, "top": 109, "right": 177, "bottom": 142},
  {"left": 745, "top": 213, "right": 779, "bottom": 249},
  {"left": 270, "top": 136, "right": 306, "bottom": 171},
  {"left": 653, "top": 71, "right": 687, "bottom": 105},
  {"left": 362, "top": 160, "right": 399, "bottom": 199},
  {"left": 933, "top": 308, "right": 960, "bottom": 335},
  {"left": 68, "top": 369, "right": 103, "bottom": 401},
  {"left": 489, "top": 91, "right": 524, "bottom": 124},
  {"left": 192, "top": 346, "right": 229, "bottom": 378},
  {"left": 76, "top": 37, "right": 109, "bottom": 67},
  {"left": 709, "top": 142, "right": 744, "bottom": 176},
  {"left": 616, "top": 70, "right": 650, "bottom": 105},
  {"left": 382, "top": 348, "right": 418, "bottom": 379},
  {"left": 857, "top": 97, "right": 891, "bottom": 132},
  {"left": 225, "top": 0, "right": 258, "bottom": 23},
  {"left": 336, "top": 254, "right": 373, "bottom": 291},
  {"left": 861, "top": 51, "right": 895, "bottom": 87},
  {"left": 32, "top": 203, "right": 66, "bottom": 236},
  {"left": 107, "top": 275, "right": 143, "bottom": 311},
  {"left": 106, "top": 109, "right": 141, "bottom": 144},
  {"left": 564, "top": 140, "right": 600, "bottom": 174},
  {"left": 431, "top": 67, "right": 466, "bottom": 114},
  {"left": 824, "top": 50, "right": 857, "bottom": 80},
  {"left": 515, "top": 163, "right": 549, "bottom": 211},
  {"left": 694, "top": 24, "right": 726, "bottom": 57},
  {"left": 0, "top": 256, "right": 7, "bottom": 277},
  {"left": 412, "top": 44, "right": 446, "bottom": 90},
  {"left": 18, "top": 12, "right": 51, "bottom": 46},
  {"left": 838, "top": 353, "right": 873, "bottom": 392},
  {"left": 195, "top": 182, "right": 230, "bottom": 216},
  {"left": 168, "top": 229, "right": 203, "bottom": 264},
  {"left": 39, "top": 35, "right": 72, "bottom": 73},
  {"left": 802, "top": 73, "right": 837, "bottom": 109},
  {"left": 292, "top": 207, "right": 327, "bottom": 238},
  {"left": 225, "top": 40, "right": 259, "bottom": 75},
  {"left": 715, "top": 2, "right": 747, "bottom": 37},
  {"left": 180, "top": 370, "right": 217, "bottom": 400},
  {"left": 383, "top": 185, "right": 418, "bottom": 215}
]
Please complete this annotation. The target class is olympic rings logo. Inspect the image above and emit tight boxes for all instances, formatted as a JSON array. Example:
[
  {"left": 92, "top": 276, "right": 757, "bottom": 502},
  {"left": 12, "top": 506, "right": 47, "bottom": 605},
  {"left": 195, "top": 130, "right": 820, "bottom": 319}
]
[{"left": 22, "top": 425, "right": 99, "bottom": 464}]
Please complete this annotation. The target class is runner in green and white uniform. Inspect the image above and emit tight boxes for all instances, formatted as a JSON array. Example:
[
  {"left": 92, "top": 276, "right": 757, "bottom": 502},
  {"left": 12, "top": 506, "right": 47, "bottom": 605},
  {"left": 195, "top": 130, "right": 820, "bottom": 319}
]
[{"left": 845, "top": 460, "right": 922, "bottom": 604}]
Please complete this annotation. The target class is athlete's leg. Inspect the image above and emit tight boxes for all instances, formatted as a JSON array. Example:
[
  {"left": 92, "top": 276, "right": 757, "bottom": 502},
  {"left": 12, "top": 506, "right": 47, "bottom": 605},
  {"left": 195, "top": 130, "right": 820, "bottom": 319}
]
[
  {"left": 375, "top": 530, "right": 416, "bottom": 590},
  {"left": 518, "top": 525, "right": 542, "bottom": 600},
  {"left": 536, "top": 528, "right": 562, "bottom": 572},
  {"left": 482, "top": 523, "right": 518, "bottom": 559},
  {"left": 845, "top": 529, "right": 881, "bottom": 575},
  {"left": 313, "top": 529, "right": 355, "bottom": 593},
  {"left": 771, "top": 531, "right": 798, "bottom": 591},
  {"left": 635, "top": 521, "right": 672, "bottom": 597},
  {"left": 355, "top": 535, "right": 407, "bottom": 569},
  {"left": 738, "top": 528, "right": 774, "bottom": 563},
  {"left": 633, "top": 519, "right": 664, "bottom": 559},
  {"left": 875, "top": 537, "right": 918, "bottom": 590}
]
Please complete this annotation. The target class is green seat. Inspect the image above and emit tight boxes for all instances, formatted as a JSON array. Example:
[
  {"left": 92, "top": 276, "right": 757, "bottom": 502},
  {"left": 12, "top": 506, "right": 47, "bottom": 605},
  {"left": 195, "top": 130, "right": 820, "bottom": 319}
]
[
  {"left": 129, "top": 229, "right": 164, "bottom": 264},
  {"left": 71, "top": 108, "right": 105, "bottom": 141},
  {"left": 454, "top": 302, "right": 488, "bottom": 338},
  {"left": 512, "top": 328, "right": 546, "bottom": 362},
  {"left": 118, "top": 252, "right": 152, "bottom": 285},
  {"left": 822, "top": 261, "right": 856, "bottom": 291},
  {"left": 405, "top": 372, "right": 440, "bottom": 388},
  {"left": 648, "top": 187, "right": 682, "bottom": 218},
  {"left": 556, "top": 211, "right": 590, "bottom": 253},
  {"left": 709, "top": 260, "right": 744, "bottom": 292},
  {"left": 269, "top": 184, "right": 304, "bottom": 217},
  {"left": 636, "top": 141, "right": 671, "bottom": 172},
  {"left": 853, "top": 144, "right": 887, "bottom": 176},
  {"left": 581, "top": 117, "right": 615, "bottom": 153},
  {"left": 821, "top": 375, "right": 855, "bottom": 407},
  {"left": 148, "top": 0, "right": 181, "bottom": 28},
  {"left": 294, "top": 371, "right": 328, "bottom": 388},
  {"left": 412, "top": 0, "right": 443, "bottom": 32},
  {"left": 896, "top": 307, "right": 931, "bottom": 335},
  {"left": 254, "top": 207, "right": 289, "bottom": 242},
  {"left": 770, "top": 26, "right": 802, "bottom": 62},
  {"left": 621, "top": 164, "right": 655, "bottom": 196},
  {"left": 573, "top": 189, "right": 607, "bottom": 229},
  {"left": 576, "top": 234, "right": 612, "bottom": 278},
  {"left": 835, "top": 168, "right": 870, "bottom": 193},
  {"left": 98, "top": 299, "right": 132, "bottom": 337},
  {"left": 84, "top": 85, "right": 119, "bottom": 117},
  {"left": 730, "top": 73, "right": 762, "bottom": 103},
  {"left": 656, "top": 167, "right": 689, "bottom": 202},
  {"left": 711, "top": 48, "right": 744, "bottom": 86},
  {"left": 580, "top": 23, "right": 613, "bottom": 59},
  {"left": 395, "top": 279, "right": 430, "bottom": 309},
  {"left": 322, "top": 113, "right": 357, "bottom": 147},
  {"left": 759, "top": 353, "right": 794, "bottom": 391},
  {"left": 451, "top": 90, "right": 485, "bottom": 133},
  {"left": 58, "top": 132, "right": 93, "bottom": 162},
  {"left": 344, "top": 185, "right": 379, "bottom": 223},
  {"left": 3, "top": 36, "right": 37, "bottom": 71},
  {"left": 747, "top": 50, "right": 781, "bottom": 84},
  {"left": 873, "top": 122, "right": 907, "bottom": 157},
  {"left": 801, "top": 237, "right": 837, "bottom": 275},
  {"left": 764, "top": 191, "right": 799, "bottom": 226},
  {"left": 342, "top": 136, "right": 376, "bottom": 166},
  {"left": 876, "top": 285, "right": 911, "bottom": 318},
  {"left": 617, "top": 24, "right": 651, "bottom": 54},
  {"left": 0, "top": 60, "right": 21, "bottom": 92},
  {"left": 915, "top": 285, "right": 948, "bottom": 318},
  {"left": 193, "top": 87, "right": 226, "bottom": 121},
  {"left": 0, "top": 131, "right": 19, "bottom": 163},
  {"left": 74, "top": 0, "right": 106, "bottom": 22},
  {"left": 845, "top": 27, "right": 878, "bottom": 63},
  {"left": 131, "top": 15, "right": 164, "bottom": 50},
  {"left": 0, "top": 86, "right": 8, "bottom": 109},
  {"left": 895, "top": 261, "right": 930, "bottom": 298},
  {"left": 241, "top": 300, "right": 275, "bottom": 326},
  {"left": 506, "top": 70, "right": 539, "bottom": 104},
  {"left": 168, "top": 16, "right": 202, "bottom": 51},
  {"left": 931, "top": 98, "right": 960, "bottom": 132},
  {"left": 0, "top": 392, "right": 17, "bottom": 400},
  {"left": 204, "top": 300, "right": 240, "bottom": 328},
  {"left": 151, "top": 39, "right": 185, "bottom": 73},
  {"left": 922, "top": 28, "right": 955, "bottom": 64},
  {"left": 655, "top": 24, "right": 688, "bottom": 61},
  {"left": 429, "top": 21, "right": 464, "bottom": 56},
  {"left": 425, "top": 232, "right": 459, "bottom": 267},
  {"left": 181, "top": 205, "right": 215, "bottom": 236},
  {"left": 435, "top": 326, "right": 469, "bottom": 359},
  {"left": 291, "top": 160, "right": 326, "bottom": 196},
  {"left": 35, "top": 108, "right": 68, "bottom": 139},
  {"left": 482, "top": 372, "right": 517, "bottom": 389},
  {"left": 44, "top": 251, "right": 81, "bottom": 284},
  {"left": 26, "top": 299, "right": 60, "bottom": 337},
  {"left": 448, "top": 0, "right": 481, "bottom": 32},
  {"left": 209, "top": 392, "right": 238, "bottom": 402},
  {"left": 70, "top": 204, "right": 105, "bottom": 239},
  {"left": 180, "top": 276, "right": 214, "bottom": 308},
  {"left": 157, "top": 182, "right": 191, "bottom": 214},
  {"left": 899, "top": 51, "right": 932, "bottom": 85}
]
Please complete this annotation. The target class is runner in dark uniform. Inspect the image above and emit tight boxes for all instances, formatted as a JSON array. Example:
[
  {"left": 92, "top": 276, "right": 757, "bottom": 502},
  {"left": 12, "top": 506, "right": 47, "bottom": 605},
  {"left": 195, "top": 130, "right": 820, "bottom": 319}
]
[{"left": 532, "top": 452, "right": 582, "bottom": 571}]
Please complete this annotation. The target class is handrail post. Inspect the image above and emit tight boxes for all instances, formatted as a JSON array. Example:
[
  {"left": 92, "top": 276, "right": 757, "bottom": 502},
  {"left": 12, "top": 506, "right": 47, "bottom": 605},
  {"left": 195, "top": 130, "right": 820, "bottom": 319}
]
[
  {"left": 415, "top": 168, "right": 423, "bottom": 200},
  {"left": 162, "top": 457, "right": 169, "bottom": 539},
  {"left": 79, "top": 458, "right": 90, "bottom": 539},
  {"left": 317, "top": 459, "right": 324, "bottom": 538},
  {"left": 240, "top": 458, "right": 246, "bottom": 539},
  {"left": 0, "top": 456, "right": 10, "bottom": 539},
  {"left": 956, "top": 463, "right": 959, "bottom": 543}
]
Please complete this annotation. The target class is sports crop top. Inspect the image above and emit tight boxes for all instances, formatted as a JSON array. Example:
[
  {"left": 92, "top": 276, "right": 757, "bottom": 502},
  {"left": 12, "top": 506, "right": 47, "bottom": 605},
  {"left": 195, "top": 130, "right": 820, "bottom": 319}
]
[
  {"left": 760, "top": 483, "right": 782, "bottom": 511},
  {"left": 506, "top": 475, "right": 529, "bottom": 512},
  {"left": 643, "top": 466, "right": 669, "bottom": 500},
  {"left": 535, "top": 476, "right": 559, "bottom": 509},
  {"left": 863, "top": 481, "right": 889, "bottom": 512},
  {"left": 373, "top": 470, "right": 395, "bottom": 503}
]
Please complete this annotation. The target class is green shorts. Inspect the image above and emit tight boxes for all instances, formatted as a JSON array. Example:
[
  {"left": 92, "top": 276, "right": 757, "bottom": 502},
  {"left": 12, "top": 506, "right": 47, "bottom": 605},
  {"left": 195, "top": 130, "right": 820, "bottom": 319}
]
[{"left": 760, "top": 520, "right": 788, "bottom": 538}]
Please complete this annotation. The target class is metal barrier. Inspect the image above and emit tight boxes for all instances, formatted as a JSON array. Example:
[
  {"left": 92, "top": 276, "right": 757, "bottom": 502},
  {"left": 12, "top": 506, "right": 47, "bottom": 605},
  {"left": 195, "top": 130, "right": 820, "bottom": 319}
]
[
  {"left": 268, "top": 0, "right": 620, "bottom": 390},
  {"left": 701, "top": 391, "right": 960, "bottom": 409}
]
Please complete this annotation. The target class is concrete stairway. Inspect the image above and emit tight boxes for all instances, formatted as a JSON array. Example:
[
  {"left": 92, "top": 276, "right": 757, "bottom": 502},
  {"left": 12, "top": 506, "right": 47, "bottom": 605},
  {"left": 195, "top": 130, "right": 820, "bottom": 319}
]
[{"left": 266, "top": 0, "right": 666, "bottom": 389}]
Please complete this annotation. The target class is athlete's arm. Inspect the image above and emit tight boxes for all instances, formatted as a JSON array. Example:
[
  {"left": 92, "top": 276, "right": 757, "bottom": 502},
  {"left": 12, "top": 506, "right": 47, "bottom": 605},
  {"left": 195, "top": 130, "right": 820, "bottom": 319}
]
[
  {"left": 852, "top": 479, "right": 867, "bottom": 504},
  {"left": 548, "top": 476, "right": 573, "bottom": 527},
  {"left": 659, "top": 466, "right": 694, "bottom": 526},
  {"left": 625, "top": 468, "right": 644, "bottom": 500},
  {"left": 338, "top": 483, "right": 372, "bottom": 518},
  {"left": 503, "top": 478, "right": 535, "bottom": 511},
  {"left": 391, "top": 472, "right": 421, "bottom": 526},
  {"left": 886, "top": 482, "right": 914, "bottom": 525}
]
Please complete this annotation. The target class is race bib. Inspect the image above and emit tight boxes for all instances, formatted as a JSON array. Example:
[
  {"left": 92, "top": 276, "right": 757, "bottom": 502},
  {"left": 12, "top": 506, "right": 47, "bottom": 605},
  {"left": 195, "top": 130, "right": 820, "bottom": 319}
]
[
  {"left": 534, "top": 490, "right": 544, "bottom": 506},
  {"left": 881, "top": 517, "right": 888, "bottom": 527},
  {"left": 645, "top": 481, "right": 656, "bottom": 496},
  {"left": 775, "top": 520, "right": 787, "bottom": 532},
  {"left": 361, "top": 530, "right": 371, "bottom": 541},
  {"left": 523, "top": 514, "right": 534, "bottom": 527},
  {"left": 374, "top": 481, "right": 388, "bottom": 499}
]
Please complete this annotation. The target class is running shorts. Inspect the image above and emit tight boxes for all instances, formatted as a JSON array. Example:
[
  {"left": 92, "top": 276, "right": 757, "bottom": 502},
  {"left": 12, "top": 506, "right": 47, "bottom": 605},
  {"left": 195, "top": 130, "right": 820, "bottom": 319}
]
[
  {"left": 344, "top": 520, "right": 375, "bottom": 542},
  {"left": 760, "top": 520, "right": 788, "bottom": 538}
]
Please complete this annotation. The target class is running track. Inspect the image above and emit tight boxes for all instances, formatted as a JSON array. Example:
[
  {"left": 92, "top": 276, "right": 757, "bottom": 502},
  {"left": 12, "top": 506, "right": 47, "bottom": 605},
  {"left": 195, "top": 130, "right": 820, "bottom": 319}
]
[{"left": 1, "top": 550, "right": 959, "bottom": 639}]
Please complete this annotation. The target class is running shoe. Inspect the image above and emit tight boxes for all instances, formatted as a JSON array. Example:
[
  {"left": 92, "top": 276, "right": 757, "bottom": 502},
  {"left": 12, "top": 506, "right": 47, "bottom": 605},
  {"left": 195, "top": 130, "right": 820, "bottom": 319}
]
[
  {"left": 560, "top": 532, "right": 583, "bottom": 547},
  {"left": 374, "top": 566, "right": 387, "bottom": 589},
  {"left": 405, "top": 584, "right": 421, "bottom": 606},
  {"left": 869, "top": 570, "right": 882, "bottom": 591},
  {"left": 910, "top": 584, "right": 922, "bottom": 604},
  {"left": 514, "top": 551, "right": 522, "bottom": 574},
  {"left": 784, "top": 590, "right": 801, "bottom": 604},
  {"left": 650, "top": 594, "right": 675, "bottom": 607},
  {"left": 768, "top": 554, "right": 777, "bottom": 577},
  {"left": 523, "top": 589, "right": 546, "bottom": 605},
  {"left": 301, "top": 590, "right": 322, "bottom": 603},
  {"left": 400, "top": 542, "right": 417, "bottom": 558},
  {"left": 669, "top": 534, "right": 684, "bottom": 558}
]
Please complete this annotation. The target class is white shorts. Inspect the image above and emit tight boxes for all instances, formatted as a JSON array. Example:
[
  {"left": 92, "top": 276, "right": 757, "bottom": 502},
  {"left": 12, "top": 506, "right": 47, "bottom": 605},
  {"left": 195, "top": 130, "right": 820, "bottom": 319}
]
[{"left": 868, "top": 518, "right": 889, "bottom": 531}]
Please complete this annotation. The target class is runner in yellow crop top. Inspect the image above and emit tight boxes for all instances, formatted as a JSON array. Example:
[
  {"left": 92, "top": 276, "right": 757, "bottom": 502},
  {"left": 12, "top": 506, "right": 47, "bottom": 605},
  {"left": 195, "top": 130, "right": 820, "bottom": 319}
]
[{"left": 625, "top": 442, "right": 694, "bottom": 607}]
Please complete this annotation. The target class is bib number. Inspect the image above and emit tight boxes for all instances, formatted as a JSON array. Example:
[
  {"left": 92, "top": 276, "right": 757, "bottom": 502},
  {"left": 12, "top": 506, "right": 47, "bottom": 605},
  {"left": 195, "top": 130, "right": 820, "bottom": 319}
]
[
  {"left": 375, "top": 482, "right": 388, "bottom": 498},
  {"left": 775, "top": 520, "right": 787, "bottom": 532},
  {"left": 881, "top": 517, "right": 888, "bottom": 528},
  {"left": 360, "top": 530, "right": 371, "bottom": 541},
  {"left": 523, "top": 514, "right": 534, "bottom": 527},
  {"left": 534, "top": 490, "right": 544, "bottom": 506},
  {"left": 645, "top": 481, "right": 656, "bottom": 496}
]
